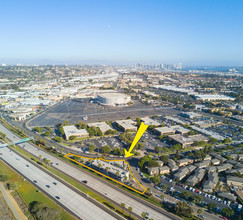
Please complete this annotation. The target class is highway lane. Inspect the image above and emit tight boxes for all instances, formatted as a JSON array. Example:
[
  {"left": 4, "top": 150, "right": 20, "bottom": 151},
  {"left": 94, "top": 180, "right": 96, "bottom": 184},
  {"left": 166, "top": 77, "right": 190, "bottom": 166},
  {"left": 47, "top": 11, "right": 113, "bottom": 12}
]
[
  {"left": 0, "top": 123, "right": 175, "bottom": 220},
  {"left": 0, "top": 146, "right": 116, "bottom": 220}
]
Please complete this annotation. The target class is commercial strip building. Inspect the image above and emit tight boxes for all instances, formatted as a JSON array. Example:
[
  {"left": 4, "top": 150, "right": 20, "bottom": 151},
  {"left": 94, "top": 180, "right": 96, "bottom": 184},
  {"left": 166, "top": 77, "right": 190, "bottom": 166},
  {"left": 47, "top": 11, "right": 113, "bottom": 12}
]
[
  {"left": 153, "top": 85, "right": 195, "bottom": 95},
  {"left": 193, "top": 120, "right": 222, "bottom": 128},
  {"left": 87, "top": 122, "right": 113, "bottom": 133},
  {"left": 63, "top": 125, "right": 89, "bottom": 140},
  {"left": 115, "top": 119, "right": 137, "bottom": 132},
  {"left": 140, "top": 117, "right": 160, "bottom": 126},
  {"left": 194, "top": 94, "right": 235, "bottom": 101},
  {"left": 154, "top": 125, "right": 189, "bottom": 136},
  {"left": 179, "top": 112, "right": 202, "bottom": 119},
  {"left": 168, "top": 134, "right": 208, "bottom": 147},
  {"left": 190, "top": 126, "right": 225, "bottom": 141},
  {"left": 164, "top": 116, "right": 190, "bottom": 125},
  {"left": 91, "top": 159, "right": 129, "bottom": 181}
]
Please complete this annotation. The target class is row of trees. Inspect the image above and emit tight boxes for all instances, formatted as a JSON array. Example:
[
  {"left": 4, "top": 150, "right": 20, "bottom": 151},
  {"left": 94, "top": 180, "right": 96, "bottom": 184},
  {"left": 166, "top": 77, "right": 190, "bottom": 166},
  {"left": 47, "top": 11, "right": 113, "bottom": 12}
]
[{"left": 120, "top": 202, "right": 153, "bottom": 220}]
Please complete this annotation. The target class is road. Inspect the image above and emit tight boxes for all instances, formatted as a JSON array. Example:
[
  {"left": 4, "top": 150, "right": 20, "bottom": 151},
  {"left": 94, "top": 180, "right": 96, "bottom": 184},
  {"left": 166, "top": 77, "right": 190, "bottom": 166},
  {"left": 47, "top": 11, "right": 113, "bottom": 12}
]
[
  {"left": 0, "top": 183, "right": 23, "bottom": 220},
  {"left": 0, "top": 123, "right": 177, "bottom": 220},
  {"left": 0, "top": 146, "right": 118, "bottom": 220}
]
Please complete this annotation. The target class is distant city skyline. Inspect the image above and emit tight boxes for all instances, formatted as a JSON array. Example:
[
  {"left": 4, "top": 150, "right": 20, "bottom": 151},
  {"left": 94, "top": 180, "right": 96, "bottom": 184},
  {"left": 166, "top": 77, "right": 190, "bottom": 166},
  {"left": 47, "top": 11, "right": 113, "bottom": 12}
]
[{"left": 0, "top": 0, "right": 243, "bottom": 65}]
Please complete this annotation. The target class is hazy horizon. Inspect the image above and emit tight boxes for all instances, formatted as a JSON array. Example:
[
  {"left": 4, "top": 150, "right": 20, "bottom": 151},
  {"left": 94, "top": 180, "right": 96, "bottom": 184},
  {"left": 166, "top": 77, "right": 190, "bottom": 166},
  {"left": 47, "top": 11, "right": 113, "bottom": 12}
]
[{"left": 1, "top": 0, "right": 243, "bottom": 66}]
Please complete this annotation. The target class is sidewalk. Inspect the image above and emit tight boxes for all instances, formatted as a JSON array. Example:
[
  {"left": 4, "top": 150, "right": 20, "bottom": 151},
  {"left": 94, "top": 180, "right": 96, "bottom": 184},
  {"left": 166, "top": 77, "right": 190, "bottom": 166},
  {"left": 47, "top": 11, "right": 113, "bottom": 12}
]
[{"left": 0, "top": 183, "right": 27, "bottom": 220}]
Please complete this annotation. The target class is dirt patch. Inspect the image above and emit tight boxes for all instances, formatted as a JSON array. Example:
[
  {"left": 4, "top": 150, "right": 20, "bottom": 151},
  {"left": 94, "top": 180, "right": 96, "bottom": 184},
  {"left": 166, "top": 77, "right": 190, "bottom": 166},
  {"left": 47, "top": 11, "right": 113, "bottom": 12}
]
[{"left": 0, "top": 190, "right": 15, "bottom": 220}]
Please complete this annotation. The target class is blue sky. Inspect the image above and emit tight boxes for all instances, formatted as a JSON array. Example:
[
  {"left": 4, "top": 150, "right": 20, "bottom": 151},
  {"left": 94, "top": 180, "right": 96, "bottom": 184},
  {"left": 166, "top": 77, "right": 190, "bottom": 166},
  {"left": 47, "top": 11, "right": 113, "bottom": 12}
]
[{"left": 0, "top": 0, "right": 243, "bottom": 65}]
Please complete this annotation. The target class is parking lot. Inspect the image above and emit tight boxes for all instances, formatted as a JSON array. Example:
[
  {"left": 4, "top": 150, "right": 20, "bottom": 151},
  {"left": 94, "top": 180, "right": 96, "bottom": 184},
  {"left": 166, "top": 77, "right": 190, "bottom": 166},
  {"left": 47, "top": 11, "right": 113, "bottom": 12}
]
[
  {"left": 28, "top": 99, "right": 179, "bottom": 127},
  {"left": 209, "top": 124, "right": 243, "bottom": 141},
  {"left": 72, "top": 136, "right": 125, "bottom": 154}
]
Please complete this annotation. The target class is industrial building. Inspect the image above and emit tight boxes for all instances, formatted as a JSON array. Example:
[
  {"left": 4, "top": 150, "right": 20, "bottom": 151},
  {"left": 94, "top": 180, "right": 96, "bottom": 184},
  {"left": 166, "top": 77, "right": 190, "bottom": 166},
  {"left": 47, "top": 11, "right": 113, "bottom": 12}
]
[
  {"left": 97, "top": 92, "right": 131, "bottom": 106},
  {"left": 87, "top": 122, "right": 113, "bottom": 133},
  {"left": 63, "top": 125, "right": 89, "bottom": 140},
  {"left": 179, "top": 112, "right": 202, "bottom": 119},
  {"left": 91, "top": 159, "right": 129, "bottom": 181},
  {"left": 168, "top": 134, "right": 208, "bottom": 147},
  {"left": 154, "top": 125, "right": 189, "bottom": 136},
  {"left": 115, "top": 119, "right": 137, "bottom": 132},
  {"left": 140, "top": 117, "right": 160, "bottom": 126},
  {"left": 194, "top": 94, "right": 235, "bottom": 101}
]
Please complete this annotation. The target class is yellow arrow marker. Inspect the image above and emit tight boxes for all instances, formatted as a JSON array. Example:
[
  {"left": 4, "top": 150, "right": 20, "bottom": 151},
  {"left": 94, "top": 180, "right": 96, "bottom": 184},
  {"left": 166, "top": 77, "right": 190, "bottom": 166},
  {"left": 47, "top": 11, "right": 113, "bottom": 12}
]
[{"left": 124, "top": 122, "right": 149, "bottom": 158}]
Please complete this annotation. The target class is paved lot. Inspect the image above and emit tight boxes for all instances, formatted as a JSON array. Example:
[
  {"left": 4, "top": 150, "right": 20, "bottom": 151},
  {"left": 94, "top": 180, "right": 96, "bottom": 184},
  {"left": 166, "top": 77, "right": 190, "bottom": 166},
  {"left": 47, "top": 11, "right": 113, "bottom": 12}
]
[
  {"left": 0, "top": 147, "right": 116, "bottom": 220},
  {"left": 28, "top": 99, "right": 179, "bottom": 127},
  {"left": 0, "top": 123, "right": 175, "bottom": 220}
]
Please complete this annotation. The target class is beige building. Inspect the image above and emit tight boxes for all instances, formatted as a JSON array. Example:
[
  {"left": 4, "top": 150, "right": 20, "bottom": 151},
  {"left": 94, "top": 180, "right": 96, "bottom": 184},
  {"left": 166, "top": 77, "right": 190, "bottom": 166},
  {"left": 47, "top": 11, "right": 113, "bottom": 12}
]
[
  {"left": 63, "top": 125, "right": 89, "bottom": 140},
  {"left": 115, "top": 119, "right": 137, "bottom": 132},
  {"left": 227, "top": 176, "right": 243, "bottom": 188},
  {"left": 154, "top": 125, "right": 189, "bottom": 136},
  {"left": 168, "top": 134, "right": 208, "bottom": 147}
]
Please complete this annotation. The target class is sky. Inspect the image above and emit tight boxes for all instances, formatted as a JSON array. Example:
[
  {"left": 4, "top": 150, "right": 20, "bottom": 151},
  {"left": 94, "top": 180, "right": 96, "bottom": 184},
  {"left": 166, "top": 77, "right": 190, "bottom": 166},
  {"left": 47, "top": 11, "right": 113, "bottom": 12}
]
[{"left": 0, "top": 0, "right": 243, "bottom": 65}]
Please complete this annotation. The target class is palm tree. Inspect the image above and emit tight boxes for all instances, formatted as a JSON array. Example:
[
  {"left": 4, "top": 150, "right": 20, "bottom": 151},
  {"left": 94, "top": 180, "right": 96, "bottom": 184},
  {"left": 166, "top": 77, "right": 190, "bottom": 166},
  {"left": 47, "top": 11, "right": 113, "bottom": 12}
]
[
  {"left": 105, "top": 167, "right": 110, "bottom": 175},
  {"left": 142, "top": 212, "right": 147, "bottom": 219},
  {"left": 128, "top": 206, "right": 133, "bottom": 217},
  {"left": 98, "top": 163, "right": 102, "bottom": 171},
  {"left": 160, "top": 193, "right": 165, "bottom": 200},
  {"left": 116, "top": 171, "right": 120, "bottom": 179},
  {"left": 121, "top": 203, "right": 125, "bottom": 214}
]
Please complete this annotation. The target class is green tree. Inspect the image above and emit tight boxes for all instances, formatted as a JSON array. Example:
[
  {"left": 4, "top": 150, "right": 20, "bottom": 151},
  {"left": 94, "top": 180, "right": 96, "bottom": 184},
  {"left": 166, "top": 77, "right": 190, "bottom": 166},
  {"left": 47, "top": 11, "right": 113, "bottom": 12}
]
[
  {"left": 63, "top": 120, "right": 69, "bottom": 126},
  {"left": 181, "top": 191, "right": 192, "bottom": 199},
  {"left": 0, "top": 174, "right": 9, "bottom": 182},
  {"left": 42, "top": 131, "right": 50, "bottom": 137},
  {"left": 69, "top": 135, "right": 76, "bottom": 140},
  {"left": 160, "top": 155, "right": 169, "bottom": 163},
  {"left": 222, "top": 208, "right": 234, "bottom": 218},
  {"left": 209, "top": 137, "right": 218, "bottom": 144},
  {"left": 175, "top": 201, "right": 193, "bottom": 218},
  {"left": 208, "top": 203, "right": 216, "bottom": 210},
  {"left": 172, "top": 144, "right": 182, "bottom": 151},
  {"left": 105, "top": 167, "right": 110, "bottom": 175},
  {"left": 116, "top": 171, "right": 120, "bottom": 179},
  {"left": 160, "top": 193, "right": 165, "bottom": 200},
  {"left": 197, "top": 209, "right": 203, "bottom": 215},
  {"left": 150, "top": 176, "right": 160, "bottom": 185},
  {"left": 128, "top": 206, "right": 133, "bottom": 217},
  {"left": 147, "top": 160, "right": 159, "bottom": 167},
  {"left": 121, "top": 203, "right": 125, "bottom": 214},
  {"left": 222, "top": 138, "right": 232, "bottom": 144},
  {"left": 142, "top": 212, "right": 147, "bottom": 219},
  {"left": 33, "top": 127, "right": 42, "bottom": 133},
  {"left": 30, "top": 201, "right": 61, "bottom": 220},
  {"left": 145, "top": 188, "right": 152, "bottom": 197},
  {"left": 98, "top": 163, "right": 102, "bottom": 171},
  {"left": 52, "top": 136, "right": 62, "bottom": 142},
  {"left": 192, "top": 195, "right": 203, "bottom": 204},
  {"left": 88, "top": 143, "right": 97, "bottom": 152},
  {"left": 102, "top": 145, "right": 111, "bottom": 154}
]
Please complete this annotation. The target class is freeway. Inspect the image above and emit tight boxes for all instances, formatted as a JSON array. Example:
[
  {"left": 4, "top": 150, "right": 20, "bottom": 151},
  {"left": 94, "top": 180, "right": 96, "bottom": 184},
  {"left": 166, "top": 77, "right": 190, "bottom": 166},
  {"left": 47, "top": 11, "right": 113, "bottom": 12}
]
[
  {"left": 0, "top": 147, "right": 117, "bottom": 220},
  {"left": 0, "top": 123, "right": 177, "bottom": 220}
]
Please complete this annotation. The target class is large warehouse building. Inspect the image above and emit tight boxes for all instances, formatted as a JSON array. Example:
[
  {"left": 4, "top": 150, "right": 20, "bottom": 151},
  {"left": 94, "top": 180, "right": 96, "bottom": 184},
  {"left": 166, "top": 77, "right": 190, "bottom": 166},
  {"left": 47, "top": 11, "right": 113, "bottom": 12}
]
[{"left": 97, "top": 92, "right": 131, "bottom": 106}]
